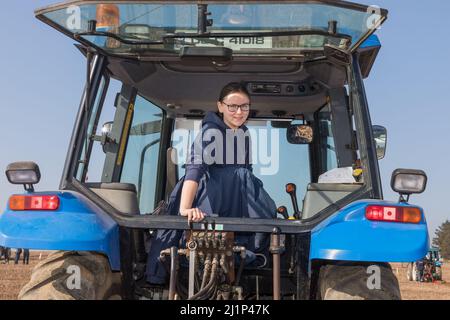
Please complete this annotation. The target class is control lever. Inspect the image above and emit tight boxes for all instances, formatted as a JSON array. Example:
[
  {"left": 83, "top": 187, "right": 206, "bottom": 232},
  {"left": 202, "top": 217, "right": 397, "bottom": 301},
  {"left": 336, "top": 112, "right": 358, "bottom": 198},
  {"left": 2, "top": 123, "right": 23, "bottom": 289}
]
[
  {"left": 277, "top": 206, "right": 289, "bottom": 220},
  {"left": 286, "top": 183, "right": 302, "bottom": 220}
]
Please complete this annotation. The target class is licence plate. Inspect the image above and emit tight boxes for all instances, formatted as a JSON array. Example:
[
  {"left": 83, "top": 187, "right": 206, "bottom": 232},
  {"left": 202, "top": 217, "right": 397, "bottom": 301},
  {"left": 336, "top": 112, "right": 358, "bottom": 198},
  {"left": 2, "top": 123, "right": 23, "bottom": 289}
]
[{"left": 175, "top": 30, "right": 273, "bottom": 51}]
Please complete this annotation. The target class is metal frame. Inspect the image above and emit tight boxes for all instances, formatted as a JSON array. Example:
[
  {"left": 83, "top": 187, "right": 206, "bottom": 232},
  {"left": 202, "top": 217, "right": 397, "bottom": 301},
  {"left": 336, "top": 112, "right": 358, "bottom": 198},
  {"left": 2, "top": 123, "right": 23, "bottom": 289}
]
[
  {"left": 60, "top": 54, "right": 108, "bottom": 189},
  {"left": 348, "top": 52, "right": 383, "bottom": 199},
  {"left": 35, "top": 0, "right": 388, "bottom": 17},
  {"left": 154, "top": 115, "right": 173, "bottom": 208},
  {"left": 75, "top": 29, "right": 352, "bottom": 46},
  {"left": 101, "top": 85, "right": 138, "bottom": 183},
  {"left": 59, "top": 50, "right": 382, "bottom": 234},
  {"left": 79, "top": 72, "right": 110, "bottom": 181}
]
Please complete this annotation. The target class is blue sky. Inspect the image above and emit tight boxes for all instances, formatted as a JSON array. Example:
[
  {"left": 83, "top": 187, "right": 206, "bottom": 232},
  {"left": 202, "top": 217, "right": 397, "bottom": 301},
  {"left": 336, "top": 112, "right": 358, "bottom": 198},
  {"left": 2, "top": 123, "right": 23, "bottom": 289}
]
[{"left": 0, "top": 1, "right": 449, "bottom": 238}]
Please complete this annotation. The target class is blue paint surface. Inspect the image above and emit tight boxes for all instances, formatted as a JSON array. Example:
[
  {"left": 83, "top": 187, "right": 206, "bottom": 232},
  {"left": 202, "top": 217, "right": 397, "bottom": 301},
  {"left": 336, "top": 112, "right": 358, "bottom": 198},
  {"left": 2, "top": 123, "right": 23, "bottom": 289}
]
[
  {"left": 0, "top": 191, "right": 120, "bottom": 270},
  {"left": 310, "top": 200, "right": 429, "bottom": 263},
  {"left": 360, "top": 34, "right": 381, "bottom": 49}
]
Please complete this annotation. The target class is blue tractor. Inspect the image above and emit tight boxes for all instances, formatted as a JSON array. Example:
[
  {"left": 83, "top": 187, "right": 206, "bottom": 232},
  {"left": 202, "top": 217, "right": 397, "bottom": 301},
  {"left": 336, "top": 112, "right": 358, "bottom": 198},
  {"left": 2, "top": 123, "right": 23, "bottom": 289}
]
[
  {"left": 0, "top": 1, "right": 429, "bottom": 300},
  {"left": 407, "top": 247, "right": 443, "bottom": 282}
]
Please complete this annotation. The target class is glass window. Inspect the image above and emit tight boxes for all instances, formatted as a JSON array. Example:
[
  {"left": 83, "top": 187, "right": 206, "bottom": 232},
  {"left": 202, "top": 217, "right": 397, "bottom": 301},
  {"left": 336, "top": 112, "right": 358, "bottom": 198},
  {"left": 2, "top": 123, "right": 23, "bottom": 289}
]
[
  {"left": 75, "top": 77, "right": 121, "bottom": 183},
  {"left": 247, "top": 120, "right": 311, "bottom": 213},
  {"left": 120, "top": 96, "right": 163, "bottom": 213},
  {"left": 318, "top": 105, "right": 338, "bottom": 173},
  {"left": 171, "top": 118, "right": 311, "bottom": 214},
  {"left": 40, "top": 2, "right": 386, "bottom": 56},
  {"left": 76, "top": 75, "right": 108, "bottom": 181}
]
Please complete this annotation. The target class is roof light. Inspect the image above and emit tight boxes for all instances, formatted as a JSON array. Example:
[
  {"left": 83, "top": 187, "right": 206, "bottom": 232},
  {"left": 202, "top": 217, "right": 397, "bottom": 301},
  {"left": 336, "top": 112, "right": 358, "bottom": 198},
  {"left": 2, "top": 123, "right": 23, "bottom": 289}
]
[
  {"left": 9, "top": 195, "right": 60, "bottom": 211},
  {"left": 96, "top": 4, "right": 120, "bottom": 49},
  {"left": 96, "top": 4, "right": 120, "bottom": 29},
  {"left": 366, "top": 205, "right": 422, "bottom": 224},
  {"left": 391, "top": 169, "right": 427, "bottom": 195},
  {"left": 5, "top": 162, "right": 41, "bottom": 185}
]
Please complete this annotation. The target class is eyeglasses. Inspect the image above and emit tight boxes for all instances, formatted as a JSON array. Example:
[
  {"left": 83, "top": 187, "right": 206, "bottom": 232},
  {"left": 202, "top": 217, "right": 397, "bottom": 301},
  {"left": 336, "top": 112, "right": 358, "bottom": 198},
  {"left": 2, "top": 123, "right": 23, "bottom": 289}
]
[{"left": 221, "top": 102, "right": 251, "bottom": 113}]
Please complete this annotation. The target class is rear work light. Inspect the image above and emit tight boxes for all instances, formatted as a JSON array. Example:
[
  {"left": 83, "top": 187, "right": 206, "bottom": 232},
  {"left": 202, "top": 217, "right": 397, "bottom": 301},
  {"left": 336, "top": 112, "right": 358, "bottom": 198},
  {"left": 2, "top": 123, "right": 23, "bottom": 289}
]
[
  {"left": 9, "top": 195, "right": 60, "bottom": 211},
  {"left": 366, "top": 205, "right": 422, "bottom": 224}
]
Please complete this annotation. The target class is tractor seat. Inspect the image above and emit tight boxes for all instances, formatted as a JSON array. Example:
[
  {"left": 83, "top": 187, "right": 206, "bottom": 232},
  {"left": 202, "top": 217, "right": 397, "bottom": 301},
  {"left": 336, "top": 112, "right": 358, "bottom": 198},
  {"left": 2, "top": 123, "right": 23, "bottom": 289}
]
[
  {"left": 86, "top": 182, "right": 140, "bottom": 215},
  {"left": 166, "top": 147, "right": 179, "bottom": 200}
]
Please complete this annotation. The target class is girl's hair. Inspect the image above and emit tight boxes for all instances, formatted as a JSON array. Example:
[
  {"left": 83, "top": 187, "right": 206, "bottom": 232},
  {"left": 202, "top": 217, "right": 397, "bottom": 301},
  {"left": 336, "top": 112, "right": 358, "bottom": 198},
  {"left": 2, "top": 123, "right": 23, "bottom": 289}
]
[{"left": 218, "top": 82, "right": 250, "bottom": 102}]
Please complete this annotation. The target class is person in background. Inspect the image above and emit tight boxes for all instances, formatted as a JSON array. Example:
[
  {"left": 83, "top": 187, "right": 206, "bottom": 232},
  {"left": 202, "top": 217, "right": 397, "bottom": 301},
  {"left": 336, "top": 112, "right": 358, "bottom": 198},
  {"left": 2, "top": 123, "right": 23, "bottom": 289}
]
[
  {"left": 415, "top": 259, "right": 425, "bottom": 282},
  {"left": 15, "top": 248, "right": 30, "bottom": 265},
  {"left": 1, "top": 247, "right": 11, "bottom": 264}
]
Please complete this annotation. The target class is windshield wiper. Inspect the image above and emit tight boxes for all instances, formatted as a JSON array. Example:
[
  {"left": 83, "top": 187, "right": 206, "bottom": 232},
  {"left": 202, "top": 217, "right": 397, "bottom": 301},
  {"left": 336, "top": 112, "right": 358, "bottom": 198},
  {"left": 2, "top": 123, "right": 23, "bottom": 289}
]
[
  {"left": 74, "top": 20, "right": 352, "bottom": 49},
  {"left": 164, "top": 29, "right": 351, "bottom": 43},
  {"left": 75, "top": 30, "right": 224, "bottom": 47},
  {"left": 75, "top": 20, "right": 223, "bottom": 47},
  {"left": 75, "top": 30, "right": 165, "bottom": 46}
]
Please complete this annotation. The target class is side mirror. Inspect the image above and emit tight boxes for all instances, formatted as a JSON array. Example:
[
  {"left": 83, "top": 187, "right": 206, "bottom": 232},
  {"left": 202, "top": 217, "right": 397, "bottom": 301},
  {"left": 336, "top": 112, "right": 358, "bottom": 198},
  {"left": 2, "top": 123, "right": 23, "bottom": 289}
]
[
  {"left": 391, "top": 169, "right": 427, "bottom": 202},
  {"left": 100, "top": 121, "right": 116, "bottom": 153},
  {"left": 101, "top": 121, "right": 113, "bottom": 140},
  {"left": 5, "top": 162, "right": 41, "bottom": 192},
  {"left": 373, "top": 125, "right": 387, "bottom": 160},
  {"left": 287, "top": 125, "right": 313, "bottom": 144}
]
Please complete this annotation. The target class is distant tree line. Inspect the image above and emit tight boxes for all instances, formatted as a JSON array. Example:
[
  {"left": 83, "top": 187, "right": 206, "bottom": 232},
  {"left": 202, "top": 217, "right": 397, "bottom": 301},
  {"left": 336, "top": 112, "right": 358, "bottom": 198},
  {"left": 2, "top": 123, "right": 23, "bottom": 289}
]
[{"left": 433, "top": 220, "right": 450, "bottom": 259}]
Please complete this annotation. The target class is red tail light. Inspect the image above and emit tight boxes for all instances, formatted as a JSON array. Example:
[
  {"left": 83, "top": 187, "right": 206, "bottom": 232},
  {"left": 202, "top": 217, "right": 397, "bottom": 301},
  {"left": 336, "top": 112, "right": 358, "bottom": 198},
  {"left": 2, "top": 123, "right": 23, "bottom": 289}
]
[
  {"left": 9, "top": 195, "right": 60, "bottom": 211},
  {"left": 366, "top": 205, "right": 421, "bottom": 224}
]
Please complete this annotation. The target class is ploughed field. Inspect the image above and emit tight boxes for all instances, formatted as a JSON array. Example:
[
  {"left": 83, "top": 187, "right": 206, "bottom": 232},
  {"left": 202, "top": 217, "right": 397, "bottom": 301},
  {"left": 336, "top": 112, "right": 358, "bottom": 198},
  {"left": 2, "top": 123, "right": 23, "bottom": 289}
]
[
  {"left": 1, "top": 252, "right": 449, "bottom": 300},
  {"left": 391, "top": 262, "right": 450, "bottom": 300},
  {"left": 0, "top": 251, "right": 51, "bottom": 300}
]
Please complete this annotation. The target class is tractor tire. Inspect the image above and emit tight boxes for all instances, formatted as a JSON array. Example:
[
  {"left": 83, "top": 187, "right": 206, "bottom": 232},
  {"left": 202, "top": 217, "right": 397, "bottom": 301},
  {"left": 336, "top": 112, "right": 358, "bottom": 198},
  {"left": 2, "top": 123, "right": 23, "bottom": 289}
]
[
  {"left": 317, "top": 263, "right": 401, "bottom": 300},
  {"left": 18, "top": 251, "right": 122, "bottom": 300}
]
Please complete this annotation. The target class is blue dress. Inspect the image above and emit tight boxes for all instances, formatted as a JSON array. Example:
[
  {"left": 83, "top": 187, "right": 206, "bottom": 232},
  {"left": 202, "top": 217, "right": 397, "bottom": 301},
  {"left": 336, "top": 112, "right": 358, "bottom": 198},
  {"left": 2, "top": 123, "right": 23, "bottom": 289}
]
[{"left": 146, "top": 112, "right": 277, "bottom": 284}]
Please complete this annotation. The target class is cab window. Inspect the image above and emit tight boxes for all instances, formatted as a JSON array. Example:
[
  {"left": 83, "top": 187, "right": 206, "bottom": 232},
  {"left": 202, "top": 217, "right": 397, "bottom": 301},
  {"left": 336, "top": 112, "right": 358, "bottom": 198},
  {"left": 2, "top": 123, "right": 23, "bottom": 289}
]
[
  {"left": 120, "top": 96, "right": 163, "bottom": 213},
  {"left": 318, "top": 105, "right": 338, "bottom": 174}
]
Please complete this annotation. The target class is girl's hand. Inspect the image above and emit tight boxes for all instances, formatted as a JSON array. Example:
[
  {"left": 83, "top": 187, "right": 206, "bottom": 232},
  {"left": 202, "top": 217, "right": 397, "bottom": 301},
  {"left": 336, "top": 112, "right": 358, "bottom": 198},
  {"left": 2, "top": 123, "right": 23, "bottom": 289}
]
[{"left": 180, "top": 208, "right": 205, "bottom": 222}]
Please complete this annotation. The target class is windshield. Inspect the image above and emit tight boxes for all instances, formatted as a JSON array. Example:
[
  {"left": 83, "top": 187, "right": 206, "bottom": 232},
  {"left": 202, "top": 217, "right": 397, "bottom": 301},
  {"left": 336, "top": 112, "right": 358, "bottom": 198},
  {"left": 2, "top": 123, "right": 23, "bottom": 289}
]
[
  {"left": 38, "top": 1, "right": 386, "bottom": 56},
  {"left": 171, "top": 118, "right": 311, "bottom": 215}
]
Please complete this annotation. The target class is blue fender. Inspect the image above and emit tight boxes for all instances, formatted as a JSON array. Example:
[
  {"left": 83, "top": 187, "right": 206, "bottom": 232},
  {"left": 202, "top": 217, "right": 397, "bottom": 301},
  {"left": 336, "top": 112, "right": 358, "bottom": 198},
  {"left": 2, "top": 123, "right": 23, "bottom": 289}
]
[
  {"left": 0, "top": 191, "right": 120, "bottom": 271},
  {"left": 310, "top": 200, "right": 429, "bottom": 263}
]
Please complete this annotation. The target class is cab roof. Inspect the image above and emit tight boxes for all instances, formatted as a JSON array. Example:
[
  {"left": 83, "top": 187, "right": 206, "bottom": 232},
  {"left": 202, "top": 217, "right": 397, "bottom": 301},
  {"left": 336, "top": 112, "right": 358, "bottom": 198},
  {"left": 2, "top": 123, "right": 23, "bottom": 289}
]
[
  {"left": 35, "top": 0, "right": 387, "bottom": 61},
  {"left": 35, "top": 1, "right": 386, "bottom": 117}
]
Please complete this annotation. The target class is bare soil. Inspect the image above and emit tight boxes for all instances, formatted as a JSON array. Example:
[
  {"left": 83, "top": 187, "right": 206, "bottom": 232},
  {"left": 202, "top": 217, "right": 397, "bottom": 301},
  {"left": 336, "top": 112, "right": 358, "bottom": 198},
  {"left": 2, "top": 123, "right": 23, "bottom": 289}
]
[
  {"left": 390, "top": 262, "right": 450, "bottom": 300},
  {"left": 1, "top": 252, "right": 449, "bottom": 300},
  {"left": 0, "top": 251, "right": 50, "bottom": 300}
]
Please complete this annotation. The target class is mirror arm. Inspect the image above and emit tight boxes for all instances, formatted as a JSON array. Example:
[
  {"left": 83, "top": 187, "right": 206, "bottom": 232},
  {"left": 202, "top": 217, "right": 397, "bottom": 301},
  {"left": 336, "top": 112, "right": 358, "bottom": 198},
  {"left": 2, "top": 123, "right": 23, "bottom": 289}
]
[
  {"left": 90, "top": 134, "right": 117, "bottom": 145},
  {"left": 398, "top": 194, "right": 410, "bottom": 203},
  {"left": 101, "top": 135, "right": 117, "bottom": 146},
  {"left": 24, "top": 184, "right": 35, "bottom": 193}
]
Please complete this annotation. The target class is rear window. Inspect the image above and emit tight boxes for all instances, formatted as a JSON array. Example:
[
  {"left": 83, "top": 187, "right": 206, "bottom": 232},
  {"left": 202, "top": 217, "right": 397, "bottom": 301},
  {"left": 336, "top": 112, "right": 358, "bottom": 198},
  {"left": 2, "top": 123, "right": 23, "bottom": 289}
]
[
  {"left": 171, "top": 118, "right": 311, "bottom": 214},
  {"left": 39, "top": 2, "right": 386, "bottom": 56}
]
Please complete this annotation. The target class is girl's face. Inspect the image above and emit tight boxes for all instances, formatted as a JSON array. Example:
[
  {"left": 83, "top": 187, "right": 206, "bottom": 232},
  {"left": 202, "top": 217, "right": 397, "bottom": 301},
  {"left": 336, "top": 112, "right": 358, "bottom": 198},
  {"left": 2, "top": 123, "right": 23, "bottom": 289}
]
[{"left": 217, "top": 92, "right": 250, "bottom": 129}]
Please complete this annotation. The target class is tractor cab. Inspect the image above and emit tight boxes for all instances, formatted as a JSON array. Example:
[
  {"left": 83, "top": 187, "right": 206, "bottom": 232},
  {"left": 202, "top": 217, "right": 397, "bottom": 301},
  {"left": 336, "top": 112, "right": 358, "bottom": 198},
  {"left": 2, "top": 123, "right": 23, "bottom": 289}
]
[
  {"left": 34, "top": 0, "right": 389, "bottom": 215},
  {"left": 0, "top": 1, "right": 430, "bottom": 300}
]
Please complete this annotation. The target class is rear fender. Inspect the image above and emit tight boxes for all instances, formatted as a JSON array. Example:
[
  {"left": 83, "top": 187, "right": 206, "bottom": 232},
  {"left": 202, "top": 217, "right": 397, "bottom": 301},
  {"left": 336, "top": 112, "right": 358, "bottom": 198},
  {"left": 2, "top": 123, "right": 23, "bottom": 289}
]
[
  {"left": 0, "top": 191, "right": 120, "bottom": 271},
  {"left": 310, "top": 200, "right": 429, "bottom": 264}
]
